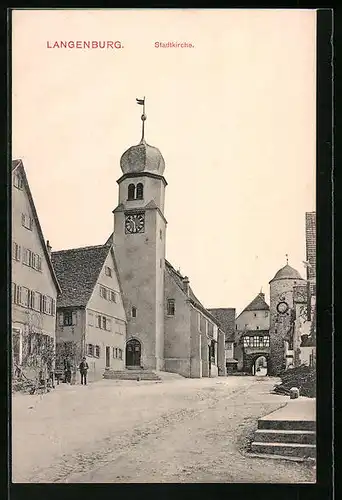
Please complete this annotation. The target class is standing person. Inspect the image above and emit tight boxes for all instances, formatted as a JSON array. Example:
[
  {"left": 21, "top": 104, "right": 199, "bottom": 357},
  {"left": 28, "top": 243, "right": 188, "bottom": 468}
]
[
  {"left": 64, "top": 358, "right": 72, "bottom": 384},
  {"left": 79, "top": 357, "right": 89, "bottom": 385}
]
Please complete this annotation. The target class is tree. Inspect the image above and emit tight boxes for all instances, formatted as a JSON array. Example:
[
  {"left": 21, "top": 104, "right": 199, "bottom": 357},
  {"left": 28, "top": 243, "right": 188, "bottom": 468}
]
[{"left": 12, "top": 310, "right": 56, "bottom": 393}]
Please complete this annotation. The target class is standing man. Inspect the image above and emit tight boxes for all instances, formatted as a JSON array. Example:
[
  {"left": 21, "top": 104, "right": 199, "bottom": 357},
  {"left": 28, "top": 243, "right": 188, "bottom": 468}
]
[
  {"left": 64, "top": 358, "right": 72, "bottom": 384},
  {"left": 79, "top": 357, "right": 89, "bottom": 385}
]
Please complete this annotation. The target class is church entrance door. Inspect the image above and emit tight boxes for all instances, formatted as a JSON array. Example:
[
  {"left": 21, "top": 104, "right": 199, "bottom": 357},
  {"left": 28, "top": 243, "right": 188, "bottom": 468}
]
[{"left": 126, "top": 339, "right": 141, "bottom": 367}]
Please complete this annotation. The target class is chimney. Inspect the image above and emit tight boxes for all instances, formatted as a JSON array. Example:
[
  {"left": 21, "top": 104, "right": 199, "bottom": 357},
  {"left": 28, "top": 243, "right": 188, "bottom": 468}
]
[
  {"left": 46, "top": 240, "right": 52, "bottom": 256},
  {"left": 182, "top": 276, "right": 190, "bottom": 295}
]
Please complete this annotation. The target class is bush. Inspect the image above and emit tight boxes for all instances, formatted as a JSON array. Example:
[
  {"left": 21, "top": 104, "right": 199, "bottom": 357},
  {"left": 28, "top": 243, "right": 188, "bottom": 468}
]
[{"left": 274, "top": 365, "right": 316, "bottom": 398}]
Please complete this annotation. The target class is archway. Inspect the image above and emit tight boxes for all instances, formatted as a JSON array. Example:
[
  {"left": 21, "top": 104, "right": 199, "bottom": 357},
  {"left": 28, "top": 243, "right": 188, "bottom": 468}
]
[
  {"left": 252, "top": 355, "right": 268, "bottom": 376},
  {"left": 126, "top": 339, "right": 141, "bottom": 367}
]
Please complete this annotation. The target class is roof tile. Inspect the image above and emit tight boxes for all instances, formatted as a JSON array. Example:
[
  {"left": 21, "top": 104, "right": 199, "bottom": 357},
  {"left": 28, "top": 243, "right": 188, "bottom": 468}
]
[{"left": 51, "top": 245, "right": 110, "bottom": 307}]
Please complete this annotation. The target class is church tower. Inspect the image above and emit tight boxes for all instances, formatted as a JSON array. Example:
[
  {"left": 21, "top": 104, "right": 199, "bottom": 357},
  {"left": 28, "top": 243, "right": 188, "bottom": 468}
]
[{"left": 112, "top": 99, "right": 167, "bottom": 371}]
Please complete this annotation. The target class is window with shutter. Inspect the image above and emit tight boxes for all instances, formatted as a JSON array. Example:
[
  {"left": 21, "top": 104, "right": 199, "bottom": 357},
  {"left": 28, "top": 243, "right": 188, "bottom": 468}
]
[
  {"left": 110, "top": 291, "right": 116, "bottom": 302},
  {"left": 95, "top": 345, "right": 100, "bottom": 357},
  {"left": 21, "top": 287, "right": 29, "bottom": 307},
  {"left": 118, "top": 349, "right": 123, "bottom": 360},
  {"left": 97, "top": 315, "right": 101, "bottom": 328},
  {"left": 88, "top": 312, "right": 94, "bottom": 326},
  {"left": 16, "top": 286, "right": 22, "bottom": 305},
  {"left": 22, "top": 248, "right": 28, "bottom": 265},
  {"left": 63, "top": 311, "right": 72, "bottom": 325},
  {"left": 107, "top": 318, "right": 111, "bottom": 331},
  {"left": 71, "top": 311, "right": 76, "bottom": 325},
  {"left": 102, "top": 317, "right": 107, "bottom": 330},
  {"left": 59, "top": 313, "right": 64, "bottom": 326},
  {"left": 11, "top": 283, "right": 16, "bottom": 303}
]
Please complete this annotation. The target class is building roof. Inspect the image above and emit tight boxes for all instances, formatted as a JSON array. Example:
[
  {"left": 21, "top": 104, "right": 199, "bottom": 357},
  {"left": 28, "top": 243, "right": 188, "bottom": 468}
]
[
  {"left": 12, "top": 159, "right": 61, "bottom": 294},
  {"left": 269, "top": 264, "right": 303, "bottom": 283},
  {"left": 51, "top": 245, "right": 110, "bottom": 307},
  {"left": 164, "top": 260, "right": 220, "bottom": 326},
  {"left": 241, "top": 330, "right": 269, "bottom": 336},
  {"left": 241, "top": 292, "right": 269, "bottom": 313},
  {"left": 207, "top": 308, "right": 236, "bottom": 340}
]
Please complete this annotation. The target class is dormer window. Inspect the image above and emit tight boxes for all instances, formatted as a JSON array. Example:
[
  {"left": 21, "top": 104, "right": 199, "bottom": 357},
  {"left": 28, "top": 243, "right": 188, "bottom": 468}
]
[
  {"left": 136, "top": 183, "right": 144, "bottom": 200},
  {"left": 128, "top": 184, "right": 135, "bottom": 200}
]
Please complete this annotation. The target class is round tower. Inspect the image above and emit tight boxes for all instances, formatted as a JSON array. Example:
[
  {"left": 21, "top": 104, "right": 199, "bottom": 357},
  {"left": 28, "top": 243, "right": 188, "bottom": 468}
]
[{"left": 268, "top": 263, "right": 305, "bottom": 375}]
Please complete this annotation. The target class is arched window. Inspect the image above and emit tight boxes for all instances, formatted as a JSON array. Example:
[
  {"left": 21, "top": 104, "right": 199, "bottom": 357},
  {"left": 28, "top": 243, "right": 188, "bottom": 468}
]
[
  {"left": 131, "top": 306, "right": 137, "bottom": 318},
  {"left": 128, "top": 184, "right": 135, "bottom": 200},
  {"left": 136, "top": 183, "right": 144, "bottom": 200}
]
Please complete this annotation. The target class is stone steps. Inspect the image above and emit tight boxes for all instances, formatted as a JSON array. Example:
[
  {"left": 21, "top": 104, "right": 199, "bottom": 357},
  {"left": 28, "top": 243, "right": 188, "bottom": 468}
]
[
  {"left": 103, "top": 370, "right": 161, "bottom": 381},
  {"left": 258, "top": 418, "right": 316, "bottom": 431},
  {"left": 251, "top": 442, "right": 316, "bottom": 459},
  {"left": 250, "top": 407, "right": 316, "bottom": 460},
  {"left": 254, "top": 429, "right": 316, "bottom": 444}
]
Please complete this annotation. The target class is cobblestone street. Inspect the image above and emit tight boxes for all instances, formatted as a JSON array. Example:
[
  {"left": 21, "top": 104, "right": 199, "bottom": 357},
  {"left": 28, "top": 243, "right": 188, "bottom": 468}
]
[{"left": 12, "top": 376, "right": 316, "bottom": 483}]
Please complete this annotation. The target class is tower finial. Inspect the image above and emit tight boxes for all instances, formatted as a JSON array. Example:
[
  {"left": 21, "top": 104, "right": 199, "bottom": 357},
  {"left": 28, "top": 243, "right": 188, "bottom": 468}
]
[
  {"left": 285, "top": 253, "right": 289, "bottom": 265},
  {"left": 260, "top": 286, "right": 263, "bottom": 294},
  {"left": 136, "top": 97, "right": 146, "bottom": 142}
]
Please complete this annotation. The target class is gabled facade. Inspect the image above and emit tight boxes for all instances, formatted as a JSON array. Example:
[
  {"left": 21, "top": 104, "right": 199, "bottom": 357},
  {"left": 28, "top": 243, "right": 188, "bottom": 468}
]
[
  {"left": 11, "top": 159, "right": 61, "bottom": 378},
  {"left": 51, "top": 245, "right": 127, "bottom": 381},
  {"left": 234, "top": 292, "right": 270, "bottom": 372}
]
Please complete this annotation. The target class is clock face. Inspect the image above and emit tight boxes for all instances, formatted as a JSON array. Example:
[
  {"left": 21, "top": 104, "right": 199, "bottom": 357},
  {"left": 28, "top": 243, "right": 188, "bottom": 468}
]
[
  {"left": 277, "top": 301, "right": 289, "bottom": 314},
  {"left": 125, "top": 213, "right": 145, "bottom": 234}
]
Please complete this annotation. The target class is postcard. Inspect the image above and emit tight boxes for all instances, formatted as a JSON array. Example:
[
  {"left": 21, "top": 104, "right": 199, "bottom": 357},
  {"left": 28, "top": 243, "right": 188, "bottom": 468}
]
[{"left": 11, "top": 8, "right": 318, "bottom": 484}]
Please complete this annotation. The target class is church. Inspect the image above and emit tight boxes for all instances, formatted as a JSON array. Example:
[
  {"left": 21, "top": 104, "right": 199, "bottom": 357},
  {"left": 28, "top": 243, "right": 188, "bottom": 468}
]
[{"left": 50, "top": 100, "right": 227, "bottom": 380}]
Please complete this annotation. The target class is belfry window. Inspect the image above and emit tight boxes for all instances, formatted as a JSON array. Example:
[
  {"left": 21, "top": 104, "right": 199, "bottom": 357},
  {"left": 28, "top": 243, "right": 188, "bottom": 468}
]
[
  {"left": 128, "top": 184, "right": 135, "bottom": 200},
  {"left": 136, "top": 183, "right": 144, "bottom": 200}
]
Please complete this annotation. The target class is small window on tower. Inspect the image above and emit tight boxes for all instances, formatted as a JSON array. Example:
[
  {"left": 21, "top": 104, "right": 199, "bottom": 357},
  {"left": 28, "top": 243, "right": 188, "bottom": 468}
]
[
  {"left": 128, "top": 184, "right": 135, "bottom": 200},
  {"left": 136, "top": 183, "right": 144, "bottom": 200},
  {"left": 160, "top": 230, "right": 162, "bottom": 240},
  {"left": 132, "top": 306, "right": 137, "bottom": 318}
]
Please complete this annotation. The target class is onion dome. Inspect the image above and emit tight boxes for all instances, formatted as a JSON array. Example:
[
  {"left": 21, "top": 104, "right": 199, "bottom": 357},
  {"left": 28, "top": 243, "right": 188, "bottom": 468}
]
[
  {"left": 269, "top": 264, "right": 303, "bottom": 283},
  {"left": 120, "top": 139, "right": 165, "bottom": 175}
]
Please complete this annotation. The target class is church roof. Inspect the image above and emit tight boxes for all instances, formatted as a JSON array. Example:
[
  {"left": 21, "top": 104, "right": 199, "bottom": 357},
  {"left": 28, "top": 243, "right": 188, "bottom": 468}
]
[
  {"left": 207, "top": 308, "right": 236, "bottom": 340},
  {"left": 269, "top": 264, "right": 303, "bottom": 283},
  {"left": 12, "top": 159, "right": 61, "bottom": 294},
  {"left": 51, "top": 245, "right": 110, "bottom": 307},
  {"left": 120, "top": 139, "right": 165, "bottom": 175},
  {"left": 241, "top": 292, "right": 269, "bottom": 313},
  {"left": 165, "top": 260, "right": 220, "bottom": 326}
]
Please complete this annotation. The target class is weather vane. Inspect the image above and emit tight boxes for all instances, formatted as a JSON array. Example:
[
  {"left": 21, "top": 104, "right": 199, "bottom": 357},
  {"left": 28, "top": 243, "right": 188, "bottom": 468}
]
[
  {"left": 136, "top": 97, "right": 146, "bottom": 142},
  {"left": 285, "top": 253, "right": 289, "bottom": 265}
]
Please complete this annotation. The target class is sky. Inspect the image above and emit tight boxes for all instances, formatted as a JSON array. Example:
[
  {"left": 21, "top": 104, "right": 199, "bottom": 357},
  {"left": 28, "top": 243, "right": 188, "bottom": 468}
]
[{"left": 12, "top": 9, "right": 316, "bottom": 315}]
